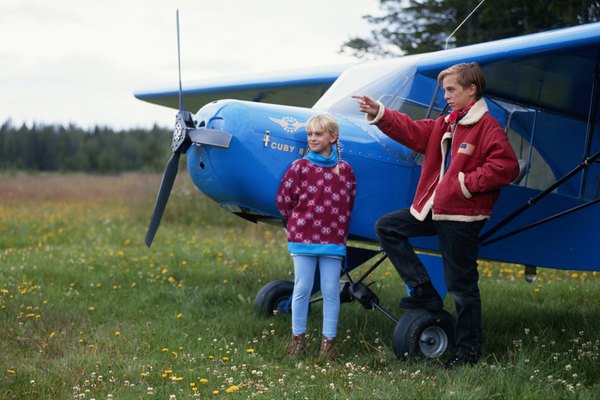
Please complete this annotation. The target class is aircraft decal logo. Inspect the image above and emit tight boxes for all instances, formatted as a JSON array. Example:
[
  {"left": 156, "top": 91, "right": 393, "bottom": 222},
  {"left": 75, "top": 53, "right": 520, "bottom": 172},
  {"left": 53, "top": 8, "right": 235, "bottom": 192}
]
[
  {"left": 458, "top": 142, "right": 475, "bottom": 156},
  {"left": 269, "top": 116, "right": 306, "bottom": 133}
]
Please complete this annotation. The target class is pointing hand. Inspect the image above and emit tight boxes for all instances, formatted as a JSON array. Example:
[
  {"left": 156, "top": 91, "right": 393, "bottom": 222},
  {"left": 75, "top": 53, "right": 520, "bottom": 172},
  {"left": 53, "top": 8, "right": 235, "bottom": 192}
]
[{"left": 352, "top": 95, "right": 379, "bottom": 118}]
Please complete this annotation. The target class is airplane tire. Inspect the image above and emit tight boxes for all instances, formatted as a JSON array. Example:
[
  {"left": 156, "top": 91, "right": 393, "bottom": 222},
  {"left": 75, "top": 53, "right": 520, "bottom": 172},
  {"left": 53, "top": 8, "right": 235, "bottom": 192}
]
[
  {"left": 254, "top": 280, "right": 294, "bottom": 316},
  {"left": 392, "top": 309, "right": 455, "bottom": 359}
]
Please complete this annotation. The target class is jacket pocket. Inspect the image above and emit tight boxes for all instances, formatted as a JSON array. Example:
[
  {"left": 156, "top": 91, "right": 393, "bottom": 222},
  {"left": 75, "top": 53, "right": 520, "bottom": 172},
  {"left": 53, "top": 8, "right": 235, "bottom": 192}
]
[
  {"left": 435, "top": 173, "right": 472, "bottom": 211},
  {"left": 458, "top": 171, "right": 472, "bottom": 199}
]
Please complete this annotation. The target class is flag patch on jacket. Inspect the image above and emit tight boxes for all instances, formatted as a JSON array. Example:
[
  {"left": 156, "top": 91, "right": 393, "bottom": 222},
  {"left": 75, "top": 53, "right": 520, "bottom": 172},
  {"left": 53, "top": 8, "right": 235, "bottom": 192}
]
[{"left": 458, "top": 142, "right": 475, "bottom": 156}]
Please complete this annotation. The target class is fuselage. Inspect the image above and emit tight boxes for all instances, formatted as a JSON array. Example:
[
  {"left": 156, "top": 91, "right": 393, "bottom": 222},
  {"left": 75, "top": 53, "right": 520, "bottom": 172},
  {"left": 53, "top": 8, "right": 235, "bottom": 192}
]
[{"left": 188, "top": 98, "right": 599, "bottom": 271}]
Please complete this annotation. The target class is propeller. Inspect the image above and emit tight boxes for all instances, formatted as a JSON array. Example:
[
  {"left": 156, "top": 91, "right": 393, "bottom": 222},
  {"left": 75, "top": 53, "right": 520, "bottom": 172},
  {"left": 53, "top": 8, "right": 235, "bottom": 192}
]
[{"left": 145, "top": 10, "right": 233, "bottom": 247}]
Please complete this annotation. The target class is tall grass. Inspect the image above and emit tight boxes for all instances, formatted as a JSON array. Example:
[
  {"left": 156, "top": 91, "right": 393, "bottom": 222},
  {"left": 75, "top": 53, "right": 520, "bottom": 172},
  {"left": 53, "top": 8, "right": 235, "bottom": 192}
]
[{"left": 1, "top": 172, "right": 599, "bottom": 399}]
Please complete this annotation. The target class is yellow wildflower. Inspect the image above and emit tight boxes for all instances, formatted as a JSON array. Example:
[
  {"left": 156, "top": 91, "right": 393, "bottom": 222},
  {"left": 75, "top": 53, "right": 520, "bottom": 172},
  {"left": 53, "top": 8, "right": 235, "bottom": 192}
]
[{"left": 226, "top": 385, "right": 240, "bottom": 393}]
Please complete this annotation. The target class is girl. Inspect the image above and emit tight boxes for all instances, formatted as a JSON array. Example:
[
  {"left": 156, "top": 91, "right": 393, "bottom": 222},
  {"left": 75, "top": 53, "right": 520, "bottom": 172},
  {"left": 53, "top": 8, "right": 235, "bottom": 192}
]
[{"left": 275, "top": 114, "right": 356, "bottom": 362}]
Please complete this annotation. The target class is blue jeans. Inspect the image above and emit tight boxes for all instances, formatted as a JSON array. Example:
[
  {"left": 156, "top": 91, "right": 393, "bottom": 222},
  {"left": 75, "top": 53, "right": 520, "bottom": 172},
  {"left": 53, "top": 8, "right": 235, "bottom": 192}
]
[
  {"left": 375, "top": 208, "right": 486, "bottom": 360},
  {"left": 291, "top": 255, "right": 341, "bottom": 339}
]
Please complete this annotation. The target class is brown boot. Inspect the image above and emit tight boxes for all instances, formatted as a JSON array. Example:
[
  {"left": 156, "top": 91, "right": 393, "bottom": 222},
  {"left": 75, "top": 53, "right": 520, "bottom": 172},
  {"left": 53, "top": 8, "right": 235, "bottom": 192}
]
[
  {"left": 286, "top": 334, "right": 307, "bottom": 357},
  {"left": 318, "top": 336, "right": 336, "bottom": 362}
]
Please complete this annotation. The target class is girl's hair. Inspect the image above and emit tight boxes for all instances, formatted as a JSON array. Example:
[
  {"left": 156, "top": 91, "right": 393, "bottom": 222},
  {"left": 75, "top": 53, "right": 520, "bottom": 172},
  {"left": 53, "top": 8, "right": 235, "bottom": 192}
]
[
  {"left": 306, "top": 114, "right": 339, "bottom": 138},
  {"left": 306, "top": 114, "right": 343, "bottom": 173}
]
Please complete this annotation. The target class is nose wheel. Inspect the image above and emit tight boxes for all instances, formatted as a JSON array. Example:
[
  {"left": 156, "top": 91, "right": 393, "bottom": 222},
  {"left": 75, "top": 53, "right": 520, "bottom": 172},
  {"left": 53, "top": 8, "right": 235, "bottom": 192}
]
[{"left": 254, "top": 280, "right": 294, "bottom": 316}]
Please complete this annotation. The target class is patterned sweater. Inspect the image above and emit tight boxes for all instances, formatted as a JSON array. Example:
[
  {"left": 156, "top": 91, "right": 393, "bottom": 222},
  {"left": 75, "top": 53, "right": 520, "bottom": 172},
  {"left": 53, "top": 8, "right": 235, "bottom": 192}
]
[{"left": 275, "top": 150, "right": 356, "bottom": 257}]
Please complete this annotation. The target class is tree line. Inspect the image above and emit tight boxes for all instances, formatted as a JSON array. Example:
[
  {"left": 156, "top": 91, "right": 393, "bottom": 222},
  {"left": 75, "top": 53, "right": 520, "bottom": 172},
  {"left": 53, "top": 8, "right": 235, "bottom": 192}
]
[
  {"left": 4, "top": 0, "right": 599, "bottom": 175},
  {"left": 0, "top": 120, "right": 172, "bottom": 173}
]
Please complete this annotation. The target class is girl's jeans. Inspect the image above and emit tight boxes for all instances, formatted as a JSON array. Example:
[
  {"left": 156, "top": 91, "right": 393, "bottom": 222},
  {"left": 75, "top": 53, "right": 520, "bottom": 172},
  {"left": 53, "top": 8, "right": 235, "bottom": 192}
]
[{"left": 291, "top": 255, "right": 341, "bottom": 339}]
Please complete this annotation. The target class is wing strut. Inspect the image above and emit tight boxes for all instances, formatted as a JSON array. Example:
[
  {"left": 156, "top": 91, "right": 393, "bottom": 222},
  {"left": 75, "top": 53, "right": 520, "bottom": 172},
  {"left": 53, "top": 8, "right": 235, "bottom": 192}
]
[
  {"left": 481, "top": 196, "right": 600, "bottom": 246},
  {"left": 579, "top": 60, "right": 600, "bottom": 197},
  {"left": 480, "top": 149, "right": 600, "bottom": 245}
]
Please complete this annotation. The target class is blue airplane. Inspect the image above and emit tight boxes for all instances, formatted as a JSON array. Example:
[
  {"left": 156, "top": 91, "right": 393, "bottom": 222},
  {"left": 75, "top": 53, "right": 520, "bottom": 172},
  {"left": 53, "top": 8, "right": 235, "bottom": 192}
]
[{"left": 135, "top": 13, "right": 600, "bottom": 360}]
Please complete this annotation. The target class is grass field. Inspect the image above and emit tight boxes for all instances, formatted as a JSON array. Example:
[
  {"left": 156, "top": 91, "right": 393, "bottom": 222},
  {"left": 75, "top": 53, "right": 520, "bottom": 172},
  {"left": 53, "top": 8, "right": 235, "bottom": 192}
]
[{"left": 1, "top": 172, "right": 600, "bottom": 399}]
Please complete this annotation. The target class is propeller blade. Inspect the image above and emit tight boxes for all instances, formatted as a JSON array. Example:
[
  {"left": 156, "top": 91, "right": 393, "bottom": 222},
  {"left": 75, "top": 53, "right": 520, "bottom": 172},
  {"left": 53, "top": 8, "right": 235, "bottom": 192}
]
[
  {"left": 145, "top": 151, "right": 181, "bottom": 247},
  {"left": 176, "top": 10, "right": 185, "bottom": 112},
  {"left": 188, "top": 128, "right": 233, "bottom": 149}
]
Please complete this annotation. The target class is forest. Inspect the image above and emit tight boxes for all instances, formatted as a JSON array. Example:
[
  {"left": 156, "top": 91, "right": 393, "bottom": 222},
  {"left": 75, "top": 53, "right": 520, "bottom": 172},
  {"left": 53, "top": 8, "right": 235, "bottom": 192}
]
[{"left": 0, "top": 120, "right": 171, "bottom": 173}]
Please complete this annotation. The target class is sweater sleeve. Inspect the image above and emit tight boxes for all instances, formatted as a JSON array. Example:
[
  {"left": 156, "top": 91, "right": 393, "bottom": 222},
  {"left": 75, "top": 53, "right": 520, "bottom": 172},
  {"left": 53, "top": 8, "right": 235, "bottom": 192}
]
[
  {"left": 348, "top": 166, "right": 357, "bottom": 214},
  {"left": 275, "top": 161, "right": 300, "bottom": 223}
]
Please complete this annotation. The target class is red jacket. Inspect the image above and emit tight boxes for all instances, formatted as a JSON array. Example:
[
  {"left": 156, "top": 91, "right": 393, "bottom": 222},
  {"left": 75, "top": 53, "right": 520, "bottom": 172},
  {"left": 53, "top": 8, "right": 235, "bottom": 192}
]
[{"left": 372, "top": 98, "right": 519, "bottom": 221}]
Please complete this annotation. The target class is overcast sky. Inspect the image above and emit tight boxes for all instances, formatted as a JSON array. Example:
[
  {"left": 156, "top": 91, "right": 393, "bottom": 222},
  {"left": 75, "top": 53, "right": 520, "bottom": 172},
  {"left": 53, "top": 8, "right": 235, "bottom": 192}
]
[{"left": 0, "top": 0, "right": 380, "bottom": 130}]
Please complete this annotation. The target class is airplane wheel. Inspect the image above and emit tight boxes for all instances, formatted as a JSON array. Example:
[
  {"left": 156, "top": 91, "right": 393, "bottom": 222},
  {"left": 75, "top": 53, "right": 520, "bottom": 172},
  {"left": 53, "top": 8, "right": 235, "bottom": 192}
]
[
  {"left": 392, "top": 309, "right": 455, "bottom": 359},
  {"left": 254, "top": 280, "right": 294, "bottom": 316}
]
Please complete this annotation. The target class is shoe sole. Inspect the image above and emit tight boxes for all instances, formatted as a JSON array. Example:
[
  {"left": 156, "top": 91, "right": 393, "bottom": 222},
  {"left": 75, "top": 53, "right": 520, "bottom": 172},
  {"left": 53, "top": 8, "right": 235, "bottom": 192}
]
[{"left": 399, "top": 302, "right": 443, "bottom": 311}]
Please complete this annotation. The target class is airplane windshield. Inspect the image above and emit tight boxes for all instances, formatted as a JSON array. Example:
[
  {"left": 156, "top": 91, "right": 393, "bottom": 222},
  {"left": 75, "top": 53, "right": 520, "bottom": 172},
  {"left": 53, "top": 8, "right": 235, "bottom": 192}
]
[{"left": 313, "top": 56, "right": 441, "bottom": 119}]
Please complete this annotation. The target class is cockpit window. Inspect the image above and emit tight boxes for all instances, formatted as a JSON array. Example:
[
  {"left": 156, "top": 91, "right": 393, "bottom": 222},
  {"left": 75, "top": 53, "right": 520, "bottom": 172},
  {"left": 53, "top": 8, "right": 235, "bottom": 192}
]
[{"left": 490, "top": 98, "right": 598, "bottom": 199}]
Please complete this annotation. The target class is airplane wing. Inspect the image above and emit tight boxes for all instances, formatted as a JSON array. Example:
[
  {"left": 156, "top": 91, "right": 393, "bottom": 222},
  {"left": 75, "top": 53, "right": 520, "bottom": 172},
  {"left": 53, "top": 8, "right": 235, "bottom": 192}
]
[
  {"left": 134, "top": 64, "right": 351, "bottom": 111},
  {"left": 414, "top": 22, "right": 600, "bottom": 121}
]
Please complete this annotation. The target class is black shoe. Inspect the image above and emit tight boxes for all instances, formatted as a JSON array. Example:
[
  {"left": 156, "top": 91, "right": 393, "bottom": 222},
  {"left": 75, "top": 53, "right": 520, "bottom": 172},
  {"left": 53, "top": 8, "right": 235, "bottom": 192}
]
[
  {"left": 399, "top": 282, "right": 443, "bottom": 311},
  {"left": 444, "top": 354, "right": 478, "bottom": 369}
]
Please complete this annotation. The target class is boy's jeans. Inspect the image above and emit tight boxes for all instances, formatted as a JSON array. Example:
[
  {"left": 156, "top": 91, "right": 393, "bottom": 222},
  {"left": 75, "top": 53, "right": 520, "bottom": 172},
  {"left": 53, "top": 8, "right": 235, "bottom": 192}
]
[{"left": 376, "top": 208, "right": 486, "bottom": 360}]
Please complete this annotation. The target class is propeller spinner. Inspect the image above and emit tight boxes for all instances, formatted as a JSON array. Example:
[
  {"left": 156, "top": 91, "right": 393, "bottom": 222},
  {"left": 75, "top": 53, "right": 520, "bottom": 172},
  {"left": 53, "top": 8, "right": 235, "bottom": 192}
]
[{"left": 145, "top": 10, "right": 232, "bottom": 247}]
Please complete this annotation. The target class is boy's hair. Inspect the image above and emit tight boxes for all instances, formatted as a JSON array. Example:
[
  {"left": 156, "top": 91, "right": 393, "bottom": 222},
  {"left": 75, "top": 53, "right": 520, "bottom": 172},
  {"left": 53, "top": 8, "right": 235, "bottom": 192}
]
[{"left": 437, "top": 62, "right": 486, "bottom": 99}]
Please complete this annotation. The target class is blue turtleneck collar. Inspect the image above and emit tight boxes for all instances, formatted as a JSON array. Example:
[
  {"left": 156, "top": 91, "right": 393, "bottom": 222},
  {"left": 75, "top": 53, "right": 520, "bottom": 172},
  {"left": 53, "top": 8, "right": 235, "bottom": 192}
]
[{"left": 305, "top": 145, "right": 338, "bottom": 167}]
